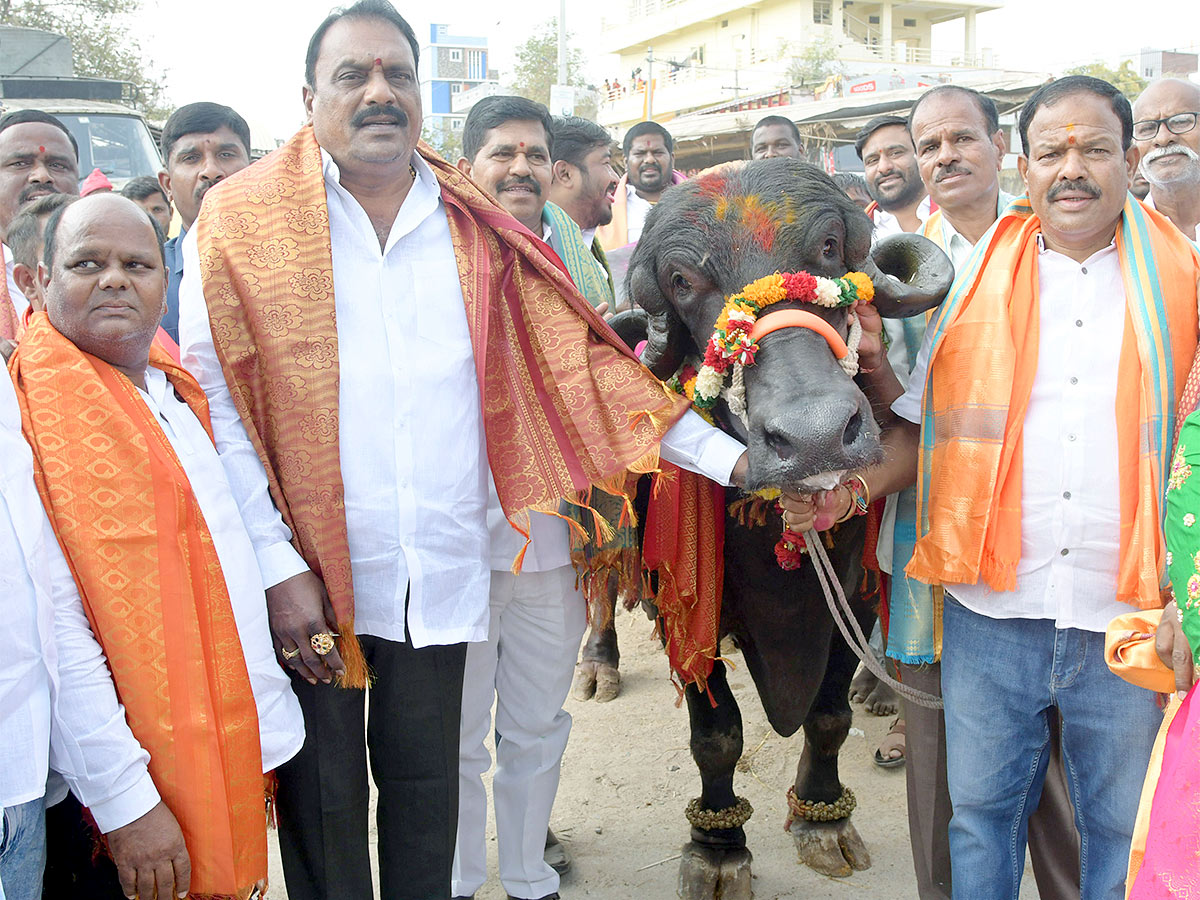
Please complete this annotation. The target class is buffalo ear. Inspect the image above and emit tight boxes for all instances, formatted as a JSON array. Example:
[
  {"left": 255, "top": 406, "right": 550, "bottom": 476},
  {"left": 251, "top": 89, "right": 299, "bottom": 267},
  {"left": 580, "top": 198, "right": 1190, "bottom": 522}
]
[{"left": 627, "top": 257, "right": 685, "bottom": 379}]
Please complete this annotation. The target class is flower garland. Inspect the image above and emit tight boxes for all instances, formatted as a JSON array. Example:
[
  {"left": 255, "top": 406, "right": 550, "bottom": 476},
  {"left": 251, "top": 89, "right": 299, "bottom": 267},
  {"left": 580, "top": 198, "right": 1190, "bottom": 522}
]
[{"left": 693, "top": 270, "right": 874, "bottom": 409}]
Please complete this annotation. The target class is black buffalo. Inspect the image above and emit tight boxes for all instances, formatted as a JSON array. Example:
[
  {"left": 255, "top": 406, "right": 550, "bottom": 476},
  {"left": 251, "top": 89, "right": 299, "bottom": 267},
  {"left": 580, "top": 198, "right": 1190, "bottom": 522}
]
[{"left": 598, "top": 159, "right": 953, "bottom": 898}]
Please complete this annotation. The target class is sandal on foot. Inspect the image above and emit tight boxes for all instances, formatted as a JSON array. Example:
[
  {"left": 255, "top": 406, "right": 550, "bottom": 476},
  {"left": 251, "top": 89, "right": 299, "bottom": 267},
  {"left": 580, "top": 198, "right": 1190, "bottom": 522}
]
[{"left": 873, "top": 717, "right": 906, "bottom": 769}]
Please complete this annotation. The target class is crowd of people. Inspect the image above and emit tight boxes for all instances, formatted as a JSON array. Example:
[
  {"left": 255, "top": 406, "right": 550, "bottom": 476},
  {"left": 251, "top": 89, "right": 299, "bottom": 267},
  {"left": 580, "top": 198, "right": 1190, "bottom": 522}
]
[{"left": 2, "top": 0, "right": 1200, "bottom": 898}]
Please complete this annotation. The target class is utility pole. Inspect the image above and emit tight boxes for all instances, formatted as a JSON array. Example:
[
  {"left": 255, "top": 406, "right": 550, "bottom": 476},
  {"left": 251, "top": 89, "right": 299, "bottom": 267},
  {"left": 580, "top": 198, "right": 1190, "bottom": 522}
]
[
  {"left": 557, "top": 0, "right": 568, "bottom": 85},
  {"left": 646, "top": 45, "right": 654, "bottom": 119}
]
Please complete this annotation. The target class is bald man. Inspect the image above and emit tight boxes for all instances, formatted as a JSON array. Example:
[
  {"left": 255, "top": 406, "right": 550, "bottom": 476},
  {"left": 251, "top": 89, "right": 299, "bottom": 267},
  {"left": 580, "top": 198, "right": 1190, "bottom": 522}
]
[{"left": 1132, "top": 78, "right": 1200, "bottom": 240}]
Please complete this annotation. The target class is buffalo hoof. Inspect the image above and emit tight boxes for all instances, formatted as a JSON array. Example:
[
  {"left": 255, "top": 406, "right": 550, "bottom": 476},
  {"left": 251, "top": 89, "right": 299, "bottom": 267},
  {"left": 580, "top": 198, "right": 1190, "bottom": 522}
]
[
  {"left": 572, "top": 660, "right": 598, "bottom": 701},
  {"left": 677, "top": 842, "right": 752, "bottom": 900},
  {"left": 572, "top": 661, "right": 621, "bottom": 701},
  {"left": 789, "top": 817, "right": 871, "bottom": 877},
  {"left": 594, "top": 664, "right": 621, "bottom": 702}
]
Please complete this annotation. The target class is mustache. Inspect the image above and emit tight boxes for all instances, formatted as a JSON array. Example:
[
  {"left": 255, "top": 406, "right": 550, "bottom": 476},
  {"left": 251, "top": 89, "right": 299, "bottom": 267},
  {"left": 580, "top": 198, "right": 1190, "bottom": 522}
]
[
  {"left": 1143, "top": 143, "right": 1200, "bottom": 166},
  {"left": 19, "top": 183, "right": 60, "bottom": 204},
  {"left": 351, "top": 105, "right": 408, "bottom": 129},
  {"left": 935, "top": 163, "right": 972, "bottom": 182},
  {"left": 496, "top": 175, "right": 541, "bottom": 196},
  {"left": 1047, "top": 179, "right": 1101, "bottom": 201}
]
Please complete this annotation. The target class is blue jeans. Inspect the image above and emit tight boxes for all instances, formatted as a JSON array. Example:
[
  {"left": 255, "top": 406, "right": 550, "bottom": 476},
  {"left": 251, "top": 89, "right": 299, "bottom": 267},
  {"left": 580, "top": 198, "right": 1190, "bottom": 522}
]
[
  {"left": 941, "top": 597, "right": 1162, "bottom": 900},
  {"left": 0, "top": 797, "right": 46, "bottom": 900}
]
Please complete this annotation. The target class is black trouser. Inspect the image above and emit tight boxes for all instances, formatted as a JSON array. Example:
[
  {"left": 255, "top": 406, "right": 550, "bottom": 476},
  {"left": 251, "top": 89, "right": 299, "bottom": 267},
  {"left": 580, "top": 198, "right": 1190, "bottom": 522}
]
[
  {"left": 276, "top": 633, "right": 468, "bottom": 900},
  {"left": 41, "top": 793, "right": 123, "bottom": 899}
]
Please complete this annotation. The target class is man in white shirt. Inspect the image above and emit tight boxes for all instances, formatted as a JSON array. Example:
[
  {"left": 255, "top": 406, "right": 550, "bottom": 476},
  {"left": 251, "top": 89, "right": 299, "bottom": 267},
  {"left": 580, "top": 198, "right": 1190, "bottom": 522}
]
[
  {"left": 596, "top": 121, "right": 681, "bottom": 250},
  {"left": 1132, "top": 78, "right": 1200, "bottom": 241},
  {"left": 179, "top": 4, "right": 749, "bottom": 899},
  {"left": 0, "top": 110, "right": 79, "bottom": 337},
  {"left": 855, "top": 115, "right": 932, "bottom": 238},
  {"left": 787, "top": 75, "right": 1197, "bottom": 900},
  {"left": 18, "top": 192, "right": 305, "bottom": 899}
]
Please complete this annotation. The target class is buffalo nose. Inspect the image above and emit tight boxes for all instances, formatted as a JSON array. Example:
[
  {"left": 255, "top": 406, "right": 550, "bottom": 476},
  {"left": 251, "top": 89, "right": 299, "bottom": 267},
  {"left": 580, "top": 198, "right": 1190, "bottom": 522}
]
[{"left": 763, "top": 400, "right": 865, "bottom": 462}]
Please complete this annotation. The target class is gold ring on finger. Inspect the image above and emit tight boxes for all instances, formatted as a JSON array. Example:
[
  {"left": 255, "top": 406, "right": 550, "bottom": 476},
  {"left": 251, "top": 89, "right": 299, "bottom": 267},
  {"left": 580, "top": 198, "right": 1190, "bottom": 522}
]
[
  {"left": 282, "top": 646, "right": 301, "bottom": 660},
  {"left": 310, "top": 632, "right": 339, "bottom": 656}
]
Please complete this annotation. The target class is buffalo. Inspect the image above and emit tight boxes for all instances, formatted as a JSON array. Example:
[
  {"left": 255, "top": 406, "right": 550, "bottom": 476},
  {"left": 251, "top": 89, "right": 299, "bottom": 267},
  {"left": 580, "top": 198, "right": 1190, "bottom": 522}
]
[{"left": 594, "top": 159, "right": 953, "bottom": 899}]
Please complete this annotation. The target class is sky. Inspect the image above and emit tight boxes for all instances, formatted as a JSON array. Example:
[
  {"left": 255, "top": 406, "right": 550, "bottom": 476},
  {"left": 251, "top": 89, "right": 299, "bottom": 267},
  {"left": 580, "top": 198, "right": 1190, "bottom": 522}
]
[{"left": 140, "top": 0, "right": 1200, "bottom": 144}]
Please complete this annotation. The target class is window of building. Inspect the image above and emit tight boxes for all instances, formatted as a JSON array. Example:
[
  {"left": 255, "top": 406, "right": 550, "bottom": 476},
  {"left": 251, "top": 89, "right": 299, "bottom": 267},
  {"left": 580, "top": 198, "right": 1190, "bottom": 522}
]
[
  {"left": 467, "top": 49, "right": 484, "bottom": 80},
  {"left": 451, "top": 118, "right": 463, "bottom": 129},
  {"left": 813, "top": 0, "right": 832, "bottom": 24},
  {"left": 449, "top": 48, "right": 462, "bottom": 62},
  {"left": 903, "top": 17, "right": 916, "bottom": 27},
  {"left": 451, "top": 83, "right": 462, "bottom": 93},
  {"left": 868, "top": 14, "right": 880, "bottom": 24}
]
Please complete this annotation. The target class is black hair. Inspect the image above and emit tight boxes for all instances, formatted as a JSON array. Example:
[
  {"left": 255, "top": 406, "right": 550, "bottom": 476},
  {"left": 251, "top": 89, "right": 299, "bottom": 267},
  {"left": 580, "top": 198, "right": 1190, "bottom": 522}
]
[
  {"left": 0, "top": 109, "right": 79, "bottom": 160},
  {"left": 853, "top": 115, "right": 909, "bottom": 160},
  {"left": 831, "top": 172, "right": 869, "bottom": 195},
  {"left": 8, "top": 193, "right": 74, "bottom": 269},
  {"left": 44, "top": 195, "right": 166, "bottom": 273},
  {"left": 160, "top": 102, "right": 251, "bottom": 164},
  {"left": 622, "top": 121, "right": 674, "bottom": 158},
  {"left": 120, "top": 174, "right": 169, "bottom": 206},
  {"left": 461, "top": 95, "right": 554, "bottom": 163},
  {"left": 752, "top": 115, "right": 801, "bottom": 145},
  {"left": 551, "top": 115, "right": 612, "bottom": 168},
  {"left": 1018, "top": 74, "right": 1134, "bottom": 156},
  {"left": 907, "top": 84, "right": 1000, "bottom": 136},
  {"left": 305, "top": 0, "right": 420, "bottom": 88}
]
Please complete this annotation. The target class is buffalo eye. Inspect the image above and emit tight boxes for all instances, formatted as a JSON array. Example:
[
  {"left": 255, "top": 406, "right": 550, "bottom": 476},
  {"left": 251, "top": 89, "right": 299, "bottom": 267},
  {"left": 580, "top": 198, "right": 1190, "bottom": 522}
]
[
  {"left": 822, "top": 237, "right": 840, "bottom": 259},
  {"left": 670, "top": 272, "right": 691, "bottom": 294}
]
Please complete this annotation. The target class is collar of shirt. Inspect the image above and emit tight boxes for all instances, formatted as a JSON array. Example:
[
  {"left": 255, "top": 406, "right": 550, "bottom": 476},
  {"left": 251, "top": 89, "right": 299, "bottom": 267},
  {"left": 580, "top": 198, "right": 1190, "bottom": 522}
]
[
  {"left": 321, "top": 148, "right": 440, "bottom": 254},
  {"left": 542, "top": 220, "right": 553, "bottom": 243},
  {"left": 871, "top": 194, "right": 933, "bottom": 235},
  {"left": 581, "top": 226, "right": 597, "bottom": 247},
  {"left": 936, "top": 190, "right": 1014, "bottom": 269}
]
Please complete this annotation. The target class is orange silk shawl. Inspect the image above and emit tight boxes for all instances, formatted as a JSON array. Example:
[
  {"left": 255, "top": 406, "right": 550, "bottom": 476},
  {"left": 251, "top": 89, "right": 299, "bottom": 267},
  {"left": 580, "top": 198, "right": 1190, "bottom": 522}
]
[
  {"left": 10, "top": 313, "right": 267, "bottom": 899},
  {"left": 195, "top": 125, "right": 688, "bottom": 687},
  {"left": 907, "top": 200, "right": 1199, "bottom": 608}
]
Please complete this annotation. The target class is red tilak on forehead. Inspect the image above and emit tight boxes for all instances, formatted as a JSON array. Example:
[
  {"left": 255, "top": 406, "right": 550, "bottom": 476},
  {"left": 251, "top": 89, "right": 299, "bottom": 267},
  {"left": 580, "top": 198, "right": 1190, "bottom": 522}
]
[
  {"left": 374, "top": 57, "right": 383, "bottom": 66},
  {"left": 519, "top": 142, "right": 525, "bottom": 148},
  {"left": 38, "top": 146, "right": 44, "bottom": 153}
]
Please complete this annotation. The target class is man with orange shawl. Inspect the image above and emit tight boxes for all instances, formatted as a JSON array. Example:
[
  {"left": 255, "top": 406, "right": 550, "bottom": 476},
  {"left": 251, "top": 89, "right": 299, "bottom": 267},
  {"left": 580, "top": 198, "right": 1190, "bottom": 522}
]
[
  {"left": 784, "top": 75, "right": 1200, "bottom": 899},
  {"left": 10, "top": 192, "right": 306, "bottom": 899},
  {"left": 175, "top": 3, "right": 748, "bottom": 899}
]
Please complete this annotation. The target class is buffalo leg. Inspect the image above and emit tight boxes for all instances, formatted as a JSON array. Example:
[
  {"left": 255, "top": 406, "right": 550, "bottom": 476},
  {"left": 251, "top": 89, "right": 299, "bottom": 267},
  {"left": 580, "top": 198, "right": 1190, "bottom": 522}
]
[
  {"left": 678, "top": 659, "right": 752, "bottom": 900},
  {"left": 790, "top": 620, "right": 872, "bottom": 876},
  {"left": 571, "top": 573, "right": 621, "bottom": 702}
]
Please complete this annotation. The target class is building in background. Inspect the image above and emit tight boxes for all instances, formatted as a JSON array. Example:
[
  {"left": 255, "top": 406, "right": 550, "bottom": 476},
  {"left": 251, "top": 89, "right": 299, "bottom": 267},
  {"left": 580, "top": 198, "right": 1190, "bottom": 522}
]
[
  {"left": 597, "top": 0, "right": 1013, "bottom": 131},
  {"left": 1139, "top": 47, "right": 1199, "bottom": 80},
  {"left": 419, "top": 23, "right": 500, "bottom": 147}
]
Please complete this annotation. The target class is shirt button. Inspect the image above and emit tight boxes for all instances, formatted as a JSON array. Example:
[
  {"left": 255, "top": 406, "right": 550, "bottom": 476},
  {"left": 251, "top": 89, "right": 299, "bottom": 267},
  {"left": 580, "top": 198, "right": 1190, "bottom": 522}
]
[
  {"left": 1081, "top": 266, "right": 1088, "bottom": 274},
  {"left": 1075, "top": 319, "right": 1083, "bottom": 327},
  {"left": 1063, "top": 491, "right": 1072, "bottom": 499},
  {"left": 1068, "top": 433, "right": 1077, "bottom": 441},
  {"left": 1060, "top": 548, "right": 1070, "bottom": 556},
  {"left": 1069, "top": 376, "right": 1078, "bottom": 385}
]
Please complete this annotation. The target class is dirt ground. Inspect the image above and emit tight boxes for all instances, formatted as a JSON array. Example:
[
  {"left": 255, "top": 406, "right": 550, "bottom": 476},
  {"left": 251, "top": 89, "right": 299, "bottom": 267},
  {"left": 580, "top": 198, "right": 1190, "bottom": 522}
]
[{"left": 266, "top": 608, "right": 1041, "bottom": 899}]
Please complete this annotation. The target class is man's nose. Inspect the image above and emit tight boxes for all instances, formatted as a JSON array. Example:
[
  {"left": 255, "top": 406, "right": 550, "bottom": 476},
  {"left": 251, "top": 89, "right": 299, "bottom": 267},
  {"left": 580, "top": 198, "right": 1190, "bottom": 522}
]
[
  {"left": 1060, "top": 147, "right": 1089, "bottom": 180},
  {"left": 510, "top": 152, "right": 532, "bottom": 176},
  {"left": 198, "top": 152, "right": 223, "bottom": 182},
  {"left": 935, "top": 140, "right": 958, "bottom": 167},
  {"left": 98, "top": 263, "right": 129, "bottom": 289},
  {"left": 363, "top": 69, "right": 394, "bottom": 105},
  {"left": 28, "top": 160, "right": 52, "bottom": 182}
]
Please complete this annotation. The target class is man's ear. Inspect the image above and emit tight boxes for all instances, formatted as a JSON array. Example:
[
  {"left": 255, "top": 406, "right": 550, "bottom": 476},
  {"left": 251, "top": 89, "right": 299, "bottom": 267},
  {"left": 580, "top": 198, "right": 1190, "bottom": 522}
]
[
  {"left": 302, "top": 85, "right": 315, "bottom": 124},
  {"left": 37, "top": 260, "right": 50, "bottom": 292},
  {"left": 12, "top": 262, "right": 36, "bottom": 305},
  {"left": 1017, "top": 155, "right": 1029, "bottom": 189},
  {"left": 991, "top": 129, "right": 1006, "bottom": 170},
  {"left": 552, "top": 159, "right": 574, "bottom": 186},
  {"left": 456, "top": 157, "right": 472, "bottom": 177},
  {"left": 1125, "top": 144, "right": 1142, "bottom": 185},
  {"left": 158, "top": 170, "right": 172, "bottom": 205}
]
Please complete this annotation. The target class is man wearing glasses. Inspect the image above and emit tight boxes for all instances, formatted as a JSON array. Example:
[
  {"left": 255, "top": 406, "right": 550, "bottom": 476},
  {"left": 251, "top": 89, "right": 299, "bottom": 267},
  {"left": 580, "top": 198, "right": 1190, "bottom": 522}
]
[{"left": 1132, "top": 79, "right": 1200, "bottom": 241}]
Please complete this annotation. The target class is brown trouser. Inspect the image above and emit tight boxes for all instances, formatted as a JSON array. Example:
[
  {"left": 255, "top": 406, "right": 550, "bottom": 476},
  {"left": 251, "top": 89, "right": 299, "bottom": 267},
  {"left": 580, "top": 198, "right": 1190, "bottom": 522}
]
[{"left": 898, "top": 661, "right": 1082, "bottom": 900}]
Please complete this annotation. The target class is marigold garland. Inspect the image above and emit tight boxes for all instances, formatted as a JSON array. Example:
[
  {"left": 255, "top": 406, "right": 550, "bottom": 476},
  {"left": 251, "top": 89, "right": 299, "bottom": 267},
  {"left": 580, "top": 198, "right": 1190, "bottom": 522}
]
[{"left": 693, "top": 270, "right": 873, "bottom": 410}]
